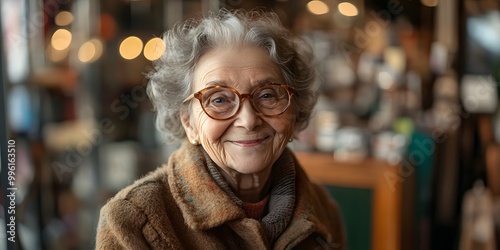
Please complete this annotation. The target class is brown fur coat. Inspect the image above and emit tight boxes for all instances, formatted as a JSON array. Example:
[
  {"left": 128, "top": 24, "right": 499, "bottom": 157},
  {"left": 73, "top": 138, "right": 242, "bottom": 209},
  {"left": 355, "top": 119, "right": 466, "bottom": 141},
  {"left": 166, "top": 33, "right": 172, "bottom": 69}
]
[{"left": 95, "top": 141, "right": 345, "bottom": 249}]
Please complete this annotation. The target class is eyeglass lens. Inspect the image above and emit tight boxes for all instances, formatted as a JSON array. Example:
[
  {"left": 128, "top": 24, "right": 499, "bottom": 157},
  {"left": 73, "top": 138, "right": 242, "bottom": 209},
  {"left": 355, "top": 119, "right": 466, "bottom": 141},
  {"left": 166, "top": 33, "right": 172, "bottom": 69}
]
[{"left": 200, "top": 84, "right": 290, "bottom": 119}]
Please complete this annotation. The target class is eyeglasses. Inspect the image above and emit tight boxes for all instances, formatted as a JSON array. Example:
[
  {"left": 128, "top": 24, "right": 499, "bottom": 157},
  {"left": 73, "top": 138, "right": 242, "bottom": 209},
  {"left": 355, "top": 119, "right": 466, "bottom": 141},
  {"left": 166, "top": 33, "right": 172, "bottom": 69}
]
[{"left": 183, "top": 83, "right": 295, "bottom": 120}]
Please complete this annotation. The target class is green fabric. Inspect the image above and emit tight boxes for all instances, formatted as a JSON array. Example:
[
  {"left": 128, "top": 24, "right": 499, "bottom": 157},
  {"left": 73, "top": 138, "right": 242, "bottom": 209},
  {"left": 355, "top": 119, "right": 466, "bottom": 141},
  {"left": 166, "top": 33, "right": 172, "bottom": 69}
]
[
  {"left": 406, "top": 130, "right": 434, "bottom": 219},
  {"left": 324, "top": 186, "right": 372, "bottom": 250}
]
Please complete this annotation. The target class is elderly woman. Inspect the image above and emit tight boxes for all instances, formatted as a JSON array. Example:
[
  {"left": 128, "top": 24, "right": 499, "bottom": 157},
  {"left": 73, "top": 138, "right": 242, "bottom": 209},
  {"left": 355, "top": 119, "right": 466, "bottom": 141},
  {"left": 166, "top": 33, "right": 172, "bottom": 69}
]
[{"left": 96, "top": 9, "right": 345, "bottom": 249}]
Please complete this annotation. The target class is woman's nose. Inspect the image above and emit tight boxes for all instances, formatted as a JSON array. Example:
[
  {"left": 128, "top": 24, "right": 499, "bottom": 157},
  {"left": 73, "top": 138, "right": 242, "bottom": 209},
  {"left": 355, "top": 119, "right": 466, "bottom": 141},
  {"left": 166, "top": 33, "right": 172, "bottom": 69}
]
[{"left": 233, "top": 99, "right": 262, "bottom": 130}]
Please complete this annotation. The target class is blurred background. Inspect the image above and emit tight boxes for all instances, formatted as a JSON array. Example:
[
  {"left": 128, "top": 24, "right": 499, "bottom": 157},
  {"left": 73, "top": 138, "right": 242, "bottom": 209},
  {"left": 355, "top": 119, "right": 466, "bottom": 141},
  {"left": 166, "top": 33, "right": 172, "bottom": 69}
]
[{"left": 0, "top": 0, "right": 499, "bottom": 249}]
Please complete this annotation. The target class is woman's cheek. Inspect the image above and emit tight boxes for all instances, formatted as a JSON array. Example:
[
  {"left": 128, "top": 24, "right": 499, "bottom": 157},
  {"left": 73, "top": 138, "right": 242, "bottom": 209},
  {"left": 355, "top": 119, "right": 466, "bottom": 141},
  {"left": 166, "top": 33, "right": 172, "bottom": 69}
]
[
  {"left": 278, "top": 114, "right": 296, "bottom": 134},
  {"left": 200, "top": 118, "right": 231, "bottom": 142}
]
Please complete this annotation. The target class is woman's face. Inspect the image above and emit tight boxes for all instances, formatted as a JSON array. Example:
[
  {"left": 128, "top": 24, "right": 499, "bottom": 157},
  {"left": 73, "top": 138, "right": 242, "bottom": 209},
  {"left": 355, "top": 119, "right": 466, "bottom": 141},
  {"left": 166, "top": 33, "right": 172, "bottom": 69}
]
[{"left": 181, "top": 46, "right": 296, "bottom": 175}]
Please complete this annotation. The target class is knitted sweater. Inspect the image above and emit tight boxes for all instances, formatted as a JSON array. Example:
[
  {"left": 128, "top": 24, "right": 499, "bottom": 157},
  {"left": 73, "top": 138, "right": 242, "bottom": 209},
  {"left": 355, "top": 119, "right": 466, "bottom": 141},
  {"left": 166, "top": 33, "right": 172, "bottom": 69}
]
[{"left": 95, "top": 140, "right": 345, "bottom": 249}]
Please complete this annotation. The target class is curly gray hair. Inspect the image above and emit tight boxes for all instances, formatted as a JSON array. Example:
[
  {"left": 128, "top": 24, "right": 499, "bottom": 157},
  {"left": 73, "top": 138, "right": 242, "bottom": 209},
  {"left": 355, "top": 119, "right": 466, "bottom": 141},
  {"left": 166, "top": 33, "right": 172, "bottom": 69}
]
[{"left": 147, "top": 9, "right": 318, "bottom": 142}]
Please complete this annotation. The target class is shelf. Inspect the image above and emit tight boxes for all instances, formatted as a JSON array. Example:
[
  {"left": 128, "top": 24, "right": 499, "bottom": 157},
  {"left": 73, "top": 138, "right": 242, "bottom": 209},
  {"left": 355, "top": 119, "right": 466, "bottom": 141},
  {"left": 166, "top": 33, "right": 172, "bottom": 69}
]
[{"left": 294, "top": 151, "right": 413, "bottom": 250}]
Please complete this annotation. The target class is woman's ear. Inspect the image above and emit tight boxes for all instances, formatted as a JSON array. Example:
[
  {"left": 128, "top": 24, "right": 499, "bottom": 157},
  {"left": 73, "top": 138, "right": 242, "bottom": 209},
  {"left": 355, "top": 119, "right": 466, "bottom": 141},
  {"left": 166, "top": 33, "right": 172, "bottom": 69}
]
[{"left": 180, "top": 106, "right": 198, "bottom": 143}]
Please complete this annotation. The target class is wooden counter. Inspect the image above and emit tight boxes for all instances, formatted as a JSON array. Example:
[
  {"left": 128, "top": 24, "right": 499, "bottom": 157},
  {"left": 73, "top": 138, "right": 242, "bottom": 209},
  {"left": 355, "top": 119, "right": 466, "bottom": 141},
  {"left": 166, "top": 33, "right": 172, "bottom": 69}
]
[{"left": 294, "top": 151, "right": 411, "bottom": 250}]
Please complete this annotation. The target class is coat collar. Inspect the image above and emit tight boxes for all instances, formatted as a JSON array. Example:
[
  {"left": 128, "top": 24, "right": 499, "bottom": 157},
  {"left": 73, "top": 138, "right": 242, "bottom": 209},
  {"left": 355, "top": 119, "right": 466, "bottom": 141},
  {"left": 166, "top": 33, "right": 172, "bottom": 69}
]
[
  {"left": 166, "top": 141, "right": 245, "bottom": 230},
  {"left": 166, "top": 140, "right": 333, "bottom": 244},
  {"left": 273, "top": 153, "right": 335, "bottom": 246}
]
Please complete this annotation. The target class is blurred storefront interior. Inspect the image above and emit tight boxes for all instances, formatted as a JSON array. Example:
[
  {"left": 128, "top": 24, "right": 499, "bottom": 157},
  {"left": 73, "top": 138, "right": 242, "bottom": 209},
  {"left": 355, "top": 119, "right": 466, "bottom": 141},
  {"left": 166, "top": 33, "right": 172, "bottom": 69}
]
[{"left": 1, "top": 0, "right": 499, "bottom": 249}]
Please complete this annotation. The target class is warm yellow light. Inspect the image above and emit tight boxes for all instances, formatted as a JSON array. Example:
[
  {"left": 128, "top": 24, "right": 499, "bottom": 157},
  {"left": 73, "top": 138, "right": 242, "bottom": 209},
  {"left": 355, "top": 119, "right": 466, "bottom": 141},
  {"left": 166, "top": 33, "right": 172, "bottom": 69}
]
[
  {"left": 338, "top": 2, "right": 359, "bottom": 17},
  {"left": 78, "top": 38, "right": 104, "bottom": 63},
  {"left": 420, "top": 0, "right": 438, "bottom": 7},
  {"left": 143, "top": 38, "right": 165, "bottom": 61},
  {"left": 51, "top": 29, "right": 72, "bottom": 51},
  {"left": 90, "top": 39, "right": 104, "bottom": 60},
  {"left": 78, "top": 41, "right": 96, "bottom": 63},
  {"left": 119, "top": 36, "right": 143, "bottom": 60},
  {"left": 307, "top": 0, "right": 329, "bottom": 15},
  {"left": 55, "top": 11, "right": 74, "bottom": 26},
  {"left": 384, "top": 47, "right": 406, "bottom": 74},
  {"left": 46, "top": 45, "right": 68, "bottom": 62}
]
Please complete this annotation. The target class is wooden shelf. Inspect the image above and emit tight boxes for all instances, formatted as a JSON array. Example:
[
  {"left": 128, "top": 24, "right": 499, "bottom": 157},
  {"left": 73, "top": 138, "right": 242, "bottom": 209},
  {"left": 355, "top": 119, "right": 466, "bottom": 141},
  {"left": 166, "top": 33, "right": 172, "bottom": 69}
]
[
  {"left": 486, "top": 143, "right": 500, "bottom": 196},
  {"left": 294, "top": 151, "right": 411, "bottom": 250}
]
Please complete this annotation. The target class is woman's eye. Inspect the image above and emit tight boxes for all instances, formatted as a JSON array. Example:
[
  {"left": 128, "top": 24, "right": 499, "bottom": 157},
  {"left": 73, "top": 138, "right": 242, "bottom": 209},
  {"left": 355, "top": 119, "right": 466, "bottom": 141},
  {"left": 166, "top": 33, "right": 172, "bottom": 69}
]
[
  {"left": 209, "top": 93, "right": 233, "bottom": 105},
  {"left": 259, "top": 91, "right": 277, "bottom": 99},
  {"left": 213, "top": 97, "right": 226, "bottom": 103}
]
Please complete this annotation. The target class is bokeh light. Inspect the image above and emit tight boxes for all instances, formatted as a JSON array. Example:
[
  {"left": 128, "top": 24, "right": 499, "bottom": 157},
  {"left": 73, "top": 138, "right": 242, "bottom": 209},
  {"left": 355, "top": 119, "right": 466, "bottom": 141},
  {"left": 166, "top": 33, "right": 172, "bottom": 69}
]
[
  {"left": 51, "top": 29, "right": 72, "bottom": 51},
  {"left": 119, "top": 36, "right": 143, "bottom": 60},
  {"left": 338, "top": 2, "right": 359, "bottom": 17},
  {"left": 78, "top": 39, "right": 104, "bottom": 63},
  {"left": 307, "top": 0, "right": 329, "bottom": 15},
  {"left": 421, "top": 0, "right": 438, "bottom": 7},
  {"left": 46, "top": 45, "right": 68, "bottom": 63},
  {"left": 78, "top": 42, "right": 95, "bottom": 63},
  {"left": 143, "top": 37, "right": 165, "bottom": 61},
  {"left": 55, "top": 11, "right": 74, "bottom": 26}
]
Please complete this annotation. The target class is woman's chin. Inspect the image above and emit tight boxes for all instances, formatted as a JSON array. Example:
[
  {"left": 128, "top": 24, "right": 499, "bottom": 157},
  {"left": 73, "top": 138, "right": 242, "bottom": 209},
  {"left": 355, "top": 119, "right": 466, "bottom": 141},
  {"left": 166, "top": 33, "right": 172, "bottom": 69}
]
[{"left": 231, "top": 160, "right": 272, "bottom": 175}]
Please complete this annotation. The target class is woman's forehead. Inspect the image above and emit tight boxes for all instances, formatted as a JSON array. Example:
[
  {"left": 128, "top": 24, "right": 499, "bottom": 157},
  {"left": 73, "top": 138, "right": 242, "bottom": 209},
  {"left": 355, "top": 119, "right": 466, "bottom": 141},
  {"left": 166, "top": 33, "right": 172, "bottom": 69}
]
[{"left": 193, "top": 46, "right": 284, "bottom": 88}]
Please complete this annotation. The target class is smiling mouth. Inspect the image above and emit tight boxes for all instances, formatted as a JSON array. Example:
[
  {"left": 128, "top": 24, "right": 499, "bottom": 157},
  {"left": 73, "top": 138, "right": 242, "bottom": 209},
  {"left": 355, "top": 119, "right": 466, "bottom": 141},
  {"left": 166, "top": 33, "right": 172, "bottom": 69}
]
[{"left": 231, "top": 136, "right": 270, "bottom": 147}]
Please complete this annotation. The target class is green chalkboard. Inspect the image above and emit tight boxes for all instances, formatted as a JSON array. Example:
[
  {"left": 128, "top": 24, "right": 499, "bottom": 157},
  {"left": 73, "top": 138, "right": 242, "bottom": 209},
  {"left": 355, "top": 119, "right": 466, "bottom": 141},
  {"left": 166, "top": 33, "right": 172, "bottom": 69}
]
[{"left": 324, "top": 185, "right": 373, "bottom": 250}]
